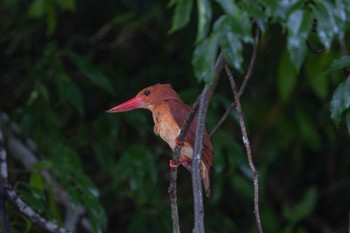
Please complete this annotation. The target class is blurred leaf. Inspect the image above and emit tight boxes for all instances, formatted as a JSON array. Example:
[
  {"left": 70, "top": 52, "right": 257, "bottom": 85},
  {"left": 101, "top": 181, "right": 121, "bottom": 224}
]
[
  {"left": 67, "top": 52, "right": 115, "bottom": 95},
  {"left": 295, "top": 107, "right": 320, "bottom": 149},
  {"left": 59, "top": 0, "right": 75, "bottom": 11},
  {"left": 286, "top": 9, "right": 311, "bottom": 70},
  {"left": 46, "top": 0, "right": 57, "bottom": 35},
  {"left": 330, "top": 76, "right": 350, "bottom": 125},
  {"left": 29, "top": 173, "right": 45, "bottom": 191},
  {"left": 192, "top": 33, "right": 218, "bottom": 83},
  {"left": 347, "top": 111, "right": 350, "bottom": 135},
  {"left": 215, "top": 0, "right": 238, "bottom": 16},
  {"left": 283, "top": 187, "right": 317, "bottom": 223},
  {"left": 196, "top": 0, "right": 212, "bottom": 41},
  {"left": 27, "top": 0, "right": 45, "bottom": 17},
  {"left": 326, "top": 56, "right": 350, "bottom": 73},
  {"left": 278, "top": 49, "right": 298, "bottom": 102},
  {"left": 18, "top": 184, "right": 47, "bottom": 214},
  {"left": 169, "top": 0, "right": 193, "bottom": 33}
]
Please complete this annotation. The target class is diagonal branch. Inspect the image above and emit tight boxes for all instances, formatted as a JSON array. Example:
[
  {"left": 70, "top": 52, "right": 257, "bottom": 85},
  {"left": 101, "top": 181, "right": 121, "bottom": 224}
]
[
  {"left": 210, "top": 28, "right": 259, "bottom": 137},
  {"left": 0, "top": 129, "right": 71, "bottom": 233},
  {"left": 225, "top": 64, "right": 264, "bottom": 233},
  {"left": 168, "top": 52, "right": 224, "bottom": 233}
]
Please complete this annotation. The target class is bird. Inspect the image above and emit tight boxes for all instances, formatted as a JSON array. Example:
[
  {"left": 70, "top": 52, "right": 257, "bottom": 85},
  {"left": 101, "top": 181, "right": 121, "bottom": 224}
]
[{"left": 106, "top": 84, "right": 213, "bottom": 197}]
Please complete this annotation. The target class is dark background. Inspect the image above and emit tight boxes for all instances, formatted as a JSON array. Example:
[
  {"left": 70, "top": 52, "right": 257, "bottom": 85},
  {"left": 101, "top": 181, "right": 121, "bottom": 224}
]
[{"left": 1, "top": 0, "right": 349, "bottom": 232}]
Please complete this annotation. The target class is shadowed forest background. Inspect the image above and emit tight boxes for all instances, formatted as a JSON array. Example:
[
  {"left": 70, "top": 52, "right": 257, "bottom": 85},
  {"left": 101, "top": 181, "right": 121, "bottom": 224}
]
[{"left": 0, "top": 0, "right": 350, "bottom": 232}]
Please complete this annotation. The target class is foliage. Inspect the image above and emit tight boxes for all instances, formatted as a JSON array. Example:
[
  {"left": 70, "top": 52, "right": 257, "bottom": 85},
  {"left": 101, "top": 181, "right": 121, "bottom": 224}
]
[{"left": 0, "top": 0, "right": 350, "bottom": 232}]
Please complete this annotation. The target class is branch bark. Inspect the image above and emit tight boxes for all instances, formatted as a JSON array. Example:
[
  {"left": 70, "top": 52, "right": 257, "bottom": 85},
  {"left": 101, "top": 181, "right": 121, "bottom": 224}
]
[
  {"left": 225, "top": 64, "right": 264, "bottom": 233},
  {"left": 209, "top": 28, "right": 259, "bottom": 137},
  {"left": 168, "top": 52, "right": 224, "bottom": 233},
  {"left": 0, "top": 128, "right": 71, "bottom": 233}
]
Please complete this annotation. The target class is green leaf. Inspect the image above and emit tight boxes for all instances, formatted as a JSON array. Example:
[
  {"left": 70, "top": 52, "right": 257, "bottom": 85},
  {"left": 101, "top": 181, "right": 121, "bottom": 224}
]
[
  {"left": 46, "top": 0, "right": 57, "bottom": 35},
  {"left": 27, "top": 0, "right": 45, "bottom": 17},
  {"left": 169, "top": 0, "right": 193, "bottom": 33},
  {"left": 313, "top": 1, "right": 338, "bottom": 48},
  {"left": 59, "top": 0, "right": 75, "bottom": 11},
  {"left": 67, "top": 52, "right": 115, "bottom": 95},
  {"left": 196, "top": 0, "right": 212, "bottom": 41},
  {"left": 192, "top": 33, "right": 218, "bottom": 83},
  {"left": 330, "top": 77, "right": 350, "bottom": 125},
  {"left": 29, "top": 173, "right": 45, "bottom": 191},
  {"left": 295, "top": 107, "right": 321, "bottom": 149},
  {"left": 215, "top": 0, "right": 238, "bottom": 16},
  {"left": 283, "top": 187, "right": 317, "bottom": 223},
  {"left": 214, "top": 15, "right": 247, "bottom": 71},
  {"left": 346, "top": 111, "right": 350, "bottom": 135},
  {"left": 278, "top": 49, "right": 298, "bottom": 102},
  {"left": 326, "top": 56, "right": 350, "bottom": 73},
  {"left": 286, "top": 9, "right": 312, "bottom": 70}
]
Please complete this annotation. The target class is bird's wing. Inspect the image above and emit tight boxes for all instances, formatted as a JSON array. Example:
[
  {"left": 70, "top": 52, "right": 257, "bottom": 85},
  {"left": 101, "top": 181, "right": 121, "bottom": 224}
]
[{"left": 167, "top": 99, "right": 213, "bottom": 169}]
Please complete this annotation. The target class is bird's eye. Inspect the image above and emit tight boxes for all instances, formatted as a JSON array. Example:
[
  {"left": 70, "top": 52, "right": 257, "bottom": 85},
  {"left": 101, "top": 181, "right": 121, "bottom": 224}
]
[{"left": 144, "top": 90, "right": 151, "bottom": 96}]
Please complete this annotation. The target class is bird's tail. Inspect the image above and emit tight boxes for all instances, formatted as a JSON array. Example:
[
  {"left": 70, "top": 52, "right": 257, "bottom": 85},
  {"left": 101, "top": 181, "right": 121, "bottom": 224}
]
[{"left": 201, "top": 162, "right": 211, "bottom": 197}]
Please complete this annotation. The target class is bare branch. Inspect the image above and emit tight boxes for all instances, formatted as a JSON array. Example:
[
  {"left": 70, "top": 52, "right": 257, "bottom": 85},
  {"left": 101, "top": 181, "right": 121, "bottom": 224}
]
[
  {"left": 0, "top": 113, "right": 92, "bottom": 232},
  {"left": 225, "top": 64, "right": 264, "bottom": 233},
  {"left": 168, "top": 52, "right": 225, "bottom": 233},
  {"left": 192, "top": 88, "right": 208, "bottom": 233},
  {"left": 0, "top": 129, "right": 71, "bottom": 233}
]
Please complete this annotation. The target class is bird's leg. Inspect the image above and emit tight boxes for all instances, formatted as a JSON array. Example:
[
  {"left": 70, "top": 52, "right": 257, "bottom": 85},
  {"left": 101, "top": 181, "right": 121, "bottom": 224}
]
[{"left": 169, "top": 156, "right": 190, "bottom": 168}]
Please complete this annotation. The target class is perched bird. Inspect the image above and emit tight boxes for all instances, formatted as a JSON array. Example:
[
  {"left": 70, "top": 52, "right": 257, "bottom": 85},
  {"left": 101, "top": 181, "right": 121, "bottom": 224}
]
[{"left": 106, "top": 84, "right": 213, "bottom": 197}]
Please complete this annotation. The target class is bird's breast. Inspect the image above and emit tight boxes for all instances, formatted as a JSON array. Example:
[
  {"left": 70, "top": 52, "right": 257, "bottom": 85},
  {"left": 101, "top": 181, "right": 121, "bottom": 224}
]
[
  {"left": 153, "top": 105, "right": 179, "bottom": 150},
  {"left": 152, "top": 104, "right": 194, "bottom": 160}
]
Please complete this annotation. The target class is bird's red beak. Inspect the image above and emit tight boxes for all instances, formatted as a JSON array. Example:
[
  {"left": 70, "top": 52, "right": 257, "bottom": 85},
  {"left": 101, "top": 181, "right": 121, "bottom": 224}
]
[{"left": 106, "top": 96, "right": 144, "bottom": 113}]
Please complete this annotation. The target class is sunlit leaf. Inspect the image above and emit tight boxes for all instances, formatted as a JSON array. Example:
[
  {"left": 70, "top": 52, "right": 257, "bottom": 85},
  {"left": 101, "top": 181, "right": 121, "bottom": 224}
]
[
  {"left": 330, "top": 76, "right": 350, "bottom": 125},
  {"left": 192, "top": 33, "right": 218, "bottom": 83},
  {"left": 169, "top": 0, "right": 193, "bottom": 33}
]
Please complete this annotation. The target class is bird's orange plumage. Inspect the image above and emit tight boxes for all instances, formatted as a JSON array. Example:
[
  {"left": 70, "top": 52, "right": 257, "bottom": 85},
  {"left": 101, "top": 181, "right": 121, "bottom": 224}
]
[{"left": 107, "top": 84, "right": 213, "bottom": 197}]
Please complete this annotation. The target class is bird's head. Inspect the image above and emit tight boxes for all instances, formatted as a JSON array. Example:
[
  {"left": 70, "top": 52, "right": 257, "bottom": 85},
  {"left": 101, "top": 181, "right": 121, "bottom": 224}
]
[{"left": 106, "top": 83, "right": 181, "bottom": 113}]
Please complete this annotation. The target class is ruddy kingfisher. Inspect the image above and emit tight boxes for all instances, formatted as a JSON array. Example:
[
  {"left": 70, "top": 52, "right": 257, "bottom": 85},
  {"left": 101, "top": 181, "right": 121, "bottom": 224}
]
[{"left": 106, "top": 84, "right": 213, "bottom": 197}]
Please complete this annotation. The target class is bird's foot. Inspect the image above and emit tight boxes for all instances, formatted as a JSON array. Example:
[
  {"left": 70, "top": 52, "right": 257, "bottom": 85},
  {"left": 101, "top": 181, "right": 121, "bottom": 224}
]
[
  {"left": 169, "top": 158, "right": 189, "bottom": 168},
  {"left": 175, "top": 137, "right": 183, "bottom": 147}
]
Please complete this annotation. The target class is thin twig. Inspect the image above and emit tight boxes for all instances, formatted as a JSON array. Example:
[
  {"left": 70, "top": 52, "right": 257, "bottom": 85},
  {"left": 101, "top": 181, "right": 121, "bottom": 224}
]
[
  {"left": 209, "top": 28, "right": 259, "bottom": 137},
  {"left": 209, "top": 102, "right": 235, "bottom": 138},
  {"left": 168, "top": 100, "right": 198, "bottom": 233},
  {"left": 168, "top": 52, "right": 225, "bottom": 233},
  {"left": 225, "top": 65, "right": 264, "bottom": 233}
]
